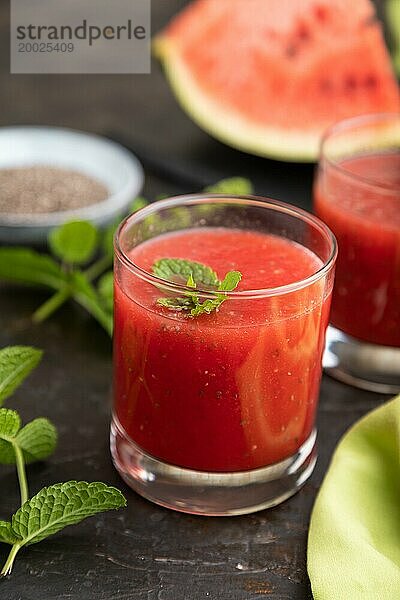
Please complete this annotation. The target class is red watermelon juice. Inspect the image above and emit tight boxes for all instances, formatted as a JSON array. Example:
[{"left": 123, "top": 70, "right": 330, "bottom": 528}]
[
  {"left": 113, "top": 221, "right": 334, "bottom": 474},
  {"left": 315, "top": 151, "right": 400, "bottom": 347}
]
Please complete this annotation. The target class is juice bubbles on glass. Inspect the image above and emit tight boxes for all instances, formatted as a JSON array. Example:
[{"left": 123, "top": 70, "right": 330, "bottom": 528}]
[
  {"left": 112, "top": 196, "right": 336, "bottom": 515},
  {"left": 314, "top": 113, "right": 400, "bottom": 392}
]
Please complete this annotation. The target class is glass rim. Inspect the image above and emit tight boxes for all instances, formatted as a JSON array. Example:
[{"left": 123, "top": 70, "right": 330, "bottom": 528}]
[
  {"left": 320, "top": 112, "right": 400, "bottom": 192},
  {"left": 114, "top": 194, "right": 337, "bottom": 299}
]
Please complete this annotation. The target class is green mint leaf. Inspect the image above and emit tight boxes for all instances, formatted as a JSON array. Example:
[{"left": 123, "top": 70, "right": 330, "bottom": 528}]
[
  {"left": 0, "top": 409, "right": 21, "bottom": 463},
  {"left": 0, "top": 410, "right": 56, "bottom": 465},
  {"left": 11, "top": 481, "right": 126, "bottom": 546},
  {"left": 189, "top": 270, "right": 241, "bottom": 316},
  {"left": 184, "top": 272, "right": 200, "bottom": 308},
  {"left": 0, "top": 408, "right": 21, "bottom": 438},
  {"left": 0, "top": 521, "right": 20, "bottom": 545},
  {"left": 49, "top": 221, "right": 99, "bottom": 266},
  {"left": 204, "top": 177, "right": 254, "bottom": 195},
  {"left": 154, "top": 257, "right": 242, "bottom": 318},
  {"left": 0, "top": 346, "right": 42, "bottom": 406},
  {"left": 14, "top": 418, "right": 57, "bottom": 465},
  {"left": 71, "top": 272, "right": 113, "bottom": 336},
  {"left": 0, "top": 249, "right": 66, "bottom": 290},
  {"left": 97, "top": 271, "right": 114, "bottom": 313},
  {"left": 218, "top": 270, "right": 242, "bottom": 292},
  {"left": 157, "top": 297, "right": 193, "bottom": 311},
  {"left": 130, "top": 196, "right": 149, "bottom": 213},
  {"left": 190, "top": 297, "right": 221, "bottom": 317},
  {"left": 153, "top": 258, "right": 219, "bottom": 287},
  {"left": 186, "top": 273, "right": 196, "bottom": 288}
]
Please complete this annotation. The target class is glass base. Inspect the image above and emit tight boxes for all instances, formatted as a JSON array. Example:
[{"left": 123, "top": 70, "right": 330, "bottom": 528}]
[
  {"left": 110, "top": 416, "right": 317, "bottom": 516},
  {"left": 323, "top": 325, "right": 400, "bottom": 394}
]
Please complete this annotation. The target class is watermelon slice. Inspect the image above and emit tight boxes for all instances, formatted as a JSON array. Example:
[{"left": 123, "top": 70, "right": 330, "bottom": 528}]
[{"left": 154, "top": 0, "right": 400, "bottom": 162}]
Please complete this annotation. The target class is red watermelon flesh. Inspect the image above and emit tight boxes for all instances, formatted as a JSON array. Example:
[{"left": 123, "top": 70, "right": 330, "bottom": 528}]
[{"left": 155, "top": 0, "right": 400, "bottom": 161}]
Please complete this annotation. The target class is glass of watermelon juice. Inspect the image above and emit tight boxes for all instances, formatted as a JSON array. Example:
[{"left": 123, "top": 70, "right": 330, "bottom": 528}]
[
  {"left": 315, "top": 113, "right": 400, "bottom": 393},
  {"left": 111, "top": 195, "right": 336, "bottom": 515}
]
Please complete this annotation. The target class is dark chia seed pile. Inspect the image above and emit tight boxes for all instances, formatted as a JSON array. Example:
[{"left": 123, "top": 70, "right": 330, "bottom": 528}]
[{"left": 0, "top": 166, "right": 109, "bottom": 214}]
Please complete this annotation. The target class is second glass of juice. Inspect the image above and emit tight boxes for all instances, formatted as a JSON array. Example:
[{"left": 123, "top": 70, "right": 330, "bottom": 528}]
[
  {"left": 112, "top": 195, "right": 336, "bottom": 515},
  {"left": 314, "top": 113, "right": 400, "bottom": 392}
]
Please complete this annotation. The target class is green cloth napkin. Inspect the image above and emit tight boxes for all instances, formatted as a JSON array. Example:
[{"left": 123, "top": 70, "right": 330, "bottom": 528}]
[{"left": 308, "top": 395, "right": 400, "bottom": 599}]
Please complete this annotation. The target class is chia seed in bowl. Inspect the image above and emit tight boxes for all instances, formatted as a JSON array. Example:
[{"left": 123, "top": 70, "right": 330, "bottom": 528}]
[{"left": 0, "top": 166, "right": 109, "bottom": 216}]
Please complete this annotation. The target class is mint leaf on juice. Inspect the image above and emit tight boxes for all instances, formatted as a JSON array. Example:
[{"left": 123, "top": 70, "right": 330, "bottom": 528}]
[
  {"left": 189, "top": 270, "right": 242, "bottom": 317},
  {"left": 157, "top": 296, "right": 194, "bottom": 311},
  {"left": 186, "top": 273, "right": 196, "bottom": 288},
  {"left": 154, "top": 258, "right": 242, "bottom": 317},
  {"left": 0, "top": 346, "right": 42, "bottom": 406},
  {"left": 153, "top": 258, "right": 219, "bottom": 287},
  {"left": 218, "top": 270, "right": 242, "bottom": 291},
  {"left": 49, "top": 220, "right": 98, "bottom": 266}
]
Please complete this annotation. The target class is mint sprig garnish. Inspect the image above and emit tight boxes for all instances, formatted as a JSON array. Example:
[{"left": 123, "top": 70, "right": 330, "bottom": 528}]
[
  {"left": 153, "top": 258, "right": 242, "bottom": 317},
  {"left": 0, "top": 346, "right": 126, "bottom": 577}
]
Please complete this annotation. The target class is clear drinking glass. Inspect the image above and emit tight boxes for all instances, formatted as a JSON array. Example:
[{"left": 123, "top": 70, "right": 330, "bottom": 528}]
[
  {"left": 314, "top": 113, "right": 400, "bottom": 393},
  {"left": 111, "top": 195, "right": 336, "bottom": 515}
]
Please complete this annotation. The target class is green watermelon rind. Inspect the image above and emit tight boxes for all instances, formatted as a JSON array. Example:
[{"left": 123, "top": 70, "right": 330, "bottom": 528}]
[
  {"left": 154, "top": 36, "right": 320, "bottom": 163},
  {"left": 386, "top": 0, "right": 400, "bottom": 75}
]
